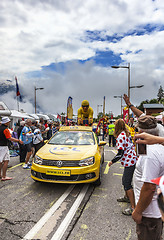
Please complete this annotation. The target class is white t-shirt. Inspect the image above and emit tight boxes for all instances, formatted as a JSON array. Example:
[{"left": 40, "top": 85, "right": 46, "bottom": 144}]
[
  {"left": 133, "top": 144, "right": 164, "bottom": 218},
  {"left": 33, "top": 129, "right": 43, "bottom": 145}
]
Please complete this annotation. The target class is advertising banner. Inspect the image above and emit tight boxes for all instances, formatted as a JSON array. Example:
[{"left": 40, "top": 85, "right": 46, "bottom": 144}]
[{"left": 67, "top": 96, "right": 73, "bottom": 120}]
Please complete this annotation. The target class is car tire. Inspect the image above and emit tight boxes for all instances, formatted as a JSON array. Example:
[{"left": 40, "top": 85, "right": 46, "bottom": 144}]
[
  {"left": 93, "top": 165, "right": 102, "bottom": 186},
  {"left": 101, "top": 152, "right": 104, "bottom": 164}
]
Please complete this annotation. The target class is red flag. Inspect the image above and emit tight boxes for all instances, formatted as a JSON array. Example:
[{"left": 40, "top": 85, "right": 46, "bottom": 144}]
[
  {"left": 15, "top": 76, "right": 22, "bottom": 99},
  {"left": 57, "top": 114, "right": 61, "bottom": 120}
]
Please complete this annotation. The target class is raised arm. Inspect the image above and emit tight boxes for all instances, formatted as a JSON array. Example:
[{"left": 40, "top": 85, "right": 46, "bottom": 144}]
[{"left": 123, "top": 94, "right": 143, "bottom": 117}]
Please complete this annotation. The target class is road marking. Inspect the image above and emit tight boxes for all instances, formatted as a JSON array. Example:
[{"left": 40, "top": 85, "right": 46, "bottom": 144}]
[
  {"left": 92, "top": 194, "right": 107, "bottom": 199},
  {"left": 23, "top": 184, "right": 75, "bottom": 240},
  {"left": 104, "top": 149, "right": 117, "bottom": 153},
  {"left": 51, "top": 184, "right": 89, "bottom": 240},
  {"left": 113, "top": 173, "right": 123, "bottom": 176},
  {"left": 104, "top": 162, "right": 110, "bottom": 174},
  {"left": 111, "top": 150, "right": 117, "bottom": 154},
  {"left": 81, "top": 224, "right": 88, "bottom": 229},
  {"left": 9, "top": 163, "right": 23, "bottom": 170},
  {"left": 126, "top": 229, "right": 131, "bottom": 240}
]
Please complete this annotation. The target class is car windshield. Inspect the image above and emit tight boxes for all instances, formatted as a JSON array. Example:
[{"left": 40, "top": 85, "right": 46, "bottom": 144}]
[{"left": 48, "top": 131, "right": 95, "bottom": 145}]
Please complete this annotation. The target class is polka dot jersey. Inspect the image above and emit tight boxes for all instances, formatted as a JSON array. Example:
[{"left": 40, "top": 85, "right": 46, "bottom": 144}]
[{"left": 116, "top": 131, "right": 138, "bottom": 167}]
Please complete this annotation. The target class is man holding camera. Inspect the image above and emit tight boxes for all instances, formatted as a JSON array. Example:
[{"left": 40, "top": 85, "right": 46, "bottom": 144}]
[{"left": 132, "top": 115, "right": 164, "bottom": 240}]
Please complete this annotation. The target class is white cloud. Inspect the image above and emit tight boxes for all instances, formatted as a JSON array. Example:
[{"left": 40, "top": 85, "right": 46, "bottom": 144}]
[{"left": 0, "top": 0, "right": 164, "bottom": 117}]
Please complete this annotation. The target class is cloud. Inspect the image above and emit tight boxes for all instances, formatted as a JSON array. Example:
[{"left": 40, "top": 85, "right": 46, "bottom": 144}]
[{"left": 0, "top": 0, "right": 164, "bottom": 117}]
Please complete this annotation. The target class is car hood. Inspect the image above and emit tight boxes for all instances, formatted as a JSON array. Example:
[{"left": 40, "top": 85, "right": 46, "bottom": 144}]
[{"left": 37, "top": 144, "right": 97, "bottom": 160}]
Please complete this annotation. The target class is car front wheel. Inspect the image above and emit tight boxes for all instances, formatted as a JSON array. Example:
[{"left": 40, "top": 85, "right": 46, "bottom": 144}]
[{"left": 93, "top": 165, "right": 102, "bottom": 186}]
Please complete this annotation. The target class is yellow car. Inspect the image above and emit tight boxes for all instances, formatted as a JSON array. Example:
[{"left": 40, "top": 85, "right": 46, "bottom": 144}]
[{"left": 31, "top": 126, "right": 106, "bottom": 185}]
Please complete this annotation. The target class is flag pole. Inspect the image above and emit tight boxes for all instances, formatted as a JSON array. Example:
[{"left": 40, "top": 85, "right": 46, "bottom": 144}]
[
  {"left": 17, "top": 96, "right": 19, "bottom": 111},
  {"left": 15, "top": 76, "right": 21, "bottom": 112},
  {"left": 102, "top": 96, "right": 105, "bottom": 141}
]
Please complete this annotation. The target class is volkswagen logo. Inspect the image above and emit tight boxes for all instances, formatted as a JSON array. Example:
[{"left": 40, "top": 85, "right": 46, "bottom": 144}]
[{"left": 56, "top": 160, "right": 63, "bottom": 167}]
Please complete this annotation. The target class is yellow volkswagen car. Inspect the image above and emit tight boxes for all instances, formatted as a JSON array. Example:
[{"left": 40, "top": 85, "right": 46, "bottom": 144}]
[{"left": 31, "top": 126, "right": 106, "bottom": 185}]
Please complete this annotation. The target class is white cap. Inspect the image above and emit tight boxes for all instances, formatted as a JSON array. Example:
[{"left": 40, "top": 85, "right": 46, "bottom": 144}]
[
  {"left": 1, "top": 117, "right": 11, "bottom": 124},
  {"left": 20, "top": 121, "right": 25, "bottom": 126}
]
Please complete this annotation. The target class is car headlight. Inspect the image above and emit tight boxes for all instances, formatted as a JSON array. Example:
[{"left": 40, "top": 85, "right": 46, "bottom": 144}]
[
  {"left": 34, "top": 155, "right": 43, "bottom": 165},
  {"left": 79, "top": 157, "right": 95, "bottom": 166}
]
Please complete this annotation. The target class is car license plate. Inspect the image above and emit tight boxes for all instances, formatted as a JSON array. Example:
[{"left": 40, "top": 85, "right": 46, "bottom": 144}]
[{"left": 46, "top": 169, "right": 71, "bottom": 176}]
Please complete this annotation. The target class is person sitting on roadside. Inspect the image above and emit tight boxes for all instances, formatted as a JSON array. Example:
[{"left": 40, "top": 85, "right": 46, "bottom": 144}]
[
  {"left": 0, "top": 117, "right": 23, "bottom": 181},
  {"left": 78, "top": 100, "right": 93, "bottom": 126},
  {"left": 132, "top": 115, "right": 164, "bottom": 240},
  {"left": 108, "top": 119, "right": 138, "bottom": 216}
]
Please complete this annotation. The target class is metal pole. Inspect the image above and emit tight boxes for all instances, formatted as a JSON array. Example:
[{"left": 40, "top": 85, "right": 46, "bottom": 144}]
[
  {"left": 17, "top": 96, "right": 19, "bottom": 112},
  {"left": 34, "top": 87, "right": 36, "bottom": 114},
  {"left": 121, "top": 95, "right": 122, "bottom": 118},
  {"left": 128, "top": 63, "right": 130, "bottom": 121},
  {"left": 97, "top": 105, "right": 99, "bottom": 119}
]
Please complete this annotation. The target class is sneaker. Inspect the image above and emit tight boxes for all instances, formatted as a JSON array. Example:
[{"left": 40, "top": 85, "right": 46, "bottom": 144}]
[
  {"left": 122, "top": 207, "right": 134, "bottom": 216},
  {"left": 27, "top": 162, "right": 32, "bottom": 167},
  {"left": 117, "top": 196, "right": 130, "bottom": 203},
  {"left": 23, "top": 164, "right": 31, "bottom": 169}
]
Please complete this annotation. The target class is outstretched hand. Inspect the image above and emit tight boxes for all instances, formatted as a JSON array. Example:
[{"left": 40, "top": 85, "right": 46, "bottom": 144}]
[{"left": 123, "top": 94, "right": 131, "bottom": 106}]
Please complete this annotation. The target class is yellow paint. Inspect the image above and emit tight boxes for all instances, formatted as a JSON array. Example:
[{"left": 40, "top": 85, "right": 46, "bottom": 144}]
[
  {"left": 97, "top": 187, "right": 107, "bottom": 191},
  {"left": 84, "top": 202, "right": 91, "bottom": 210},
  {"left": 22, "top": 190, "right": 33, "bottom": 198},
  {"left": 120, "top": 167, "right": 124, "bottom": 169},
  {"left": 92, "top": 194, "right": 107, "bottom": 199},
  {"left": 81, "top": 224, "right": 88, "bottom": 230},
  {"left": 104, "top": 163, "right": 110, "bottom": 174},
  {"left": 49, "top": 198, "right": 58, "bottom": 208},
  {"left": 113, "top": 173, "right": 123, "bottom": 176},
  {"left": 8, "top": 163, "right": 23, "bottom": 170},
  {"left": 126, "top": 229, "right": 131, "bottom": 240}
]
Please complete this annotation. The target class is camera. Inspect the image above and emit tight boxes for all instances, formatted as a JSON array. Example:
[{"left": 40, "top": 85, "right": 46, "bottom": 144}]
[{"left": 136, "top": 140, "right": 147, "bottom": 155}]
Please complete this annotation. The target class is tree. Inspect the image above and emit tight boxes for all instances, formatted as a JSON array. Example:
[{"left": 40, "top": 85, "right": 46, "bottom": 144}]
[
  {"left": 149, "top": 98, "right": 159, "bottom": 104},
  {"left": 157, "top": 85, "right": 164, "bottom": 102},
  {"left": 137, "top": 100, "right": 149, "bottom": 112}
]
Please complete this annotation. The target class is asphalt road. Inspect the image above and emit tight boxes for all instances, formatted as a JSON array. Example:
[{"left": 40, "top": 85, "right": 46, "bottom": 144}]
[{"left": 0, "top": 144, "right": 162, "bottom": 240}]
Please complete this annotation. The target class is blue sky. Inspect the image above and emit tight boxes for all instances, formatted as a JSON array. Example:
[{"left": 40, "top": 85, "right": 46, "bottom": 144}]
[{"left": 0, "top": 0, "right": 164, "bottom": 117}]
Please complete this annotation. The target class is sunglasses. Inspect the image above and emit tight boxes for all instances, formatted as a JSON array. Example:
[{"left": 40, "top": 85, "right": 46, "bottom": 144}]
[
  {"left": 82, "top": 105, "right": 89, "bottom": 108},
  {"left": 157, "top": 192, "right": 164, "bottom": 213}
]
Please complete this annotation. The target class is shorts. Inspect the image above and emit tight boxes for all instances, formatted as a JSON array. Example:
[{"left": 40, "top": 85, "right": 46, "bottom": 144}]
[
  {"left": 136, "top": 216, "right": 163, "bottom": 240},
  {"left": 0, "top": 146, "right": 10, "bottom": 162},
  {"left": 122, "top": 164, "right": 135, "bottom": 191},
  {"left": 24, "top": 142, "right": 32, "bottom": 152}
]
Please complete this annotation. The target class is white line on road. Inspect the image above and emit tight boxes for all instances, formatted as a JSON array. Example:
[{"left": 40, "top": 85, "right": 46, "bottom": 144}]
[
  {"left": 51, "top": 184, "right": 89, "bottom": 240},
  {"left": 23, "top": 184, "right": 75, "bottom": 240}
]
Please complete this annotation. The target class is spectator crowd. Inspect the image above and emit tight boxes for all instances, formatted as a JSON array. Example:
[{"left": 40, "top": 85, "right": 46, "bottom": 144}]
[{"left": 1, "top": 94, "right": 164, "bottom": 240}]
